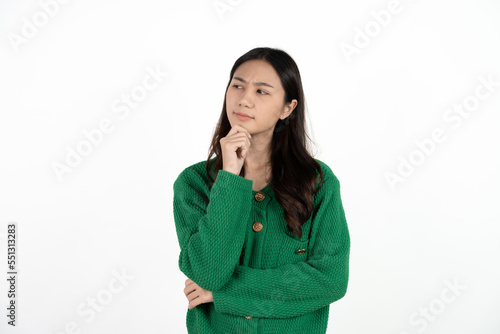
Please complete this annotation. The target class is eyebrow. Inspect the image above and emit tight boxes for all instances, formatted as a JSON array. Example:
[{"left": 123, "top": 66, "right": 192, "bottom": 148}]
[{"left": 232, "top": 76, "right": 275, "bottom": 89}]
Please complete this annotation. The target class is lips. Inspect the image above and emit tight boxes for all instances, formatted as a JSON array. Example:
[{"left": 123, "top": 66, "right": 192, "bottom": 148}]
[{"left": 235, "top": 112, "right": 253, "bottom": 118}]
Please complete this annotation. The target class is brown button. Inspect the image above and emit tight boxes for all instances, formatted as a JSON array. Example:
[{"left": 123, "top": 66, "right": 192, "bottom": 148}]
[
  {"left": 252, "top": 222, "right": 263, "bottom": 232},
  {"left": 254, "top": 192, "right": 265, "bottom": 202},
  {"left": 245, "top": 316, "right": 253, "bottom": 319},
  {"left": 296, "top": 248, "right": 306, "bottom": 255}
]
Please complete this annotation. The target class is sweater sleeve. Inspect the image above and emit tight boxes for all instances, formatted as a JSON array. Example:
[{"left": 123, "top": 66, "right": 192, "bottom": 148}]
[
  {"left": 211, "top": 166, "right": 350, "bottom": 319},
  {"left": 173, "top": 168, "right": 254, "bottom": 291}
]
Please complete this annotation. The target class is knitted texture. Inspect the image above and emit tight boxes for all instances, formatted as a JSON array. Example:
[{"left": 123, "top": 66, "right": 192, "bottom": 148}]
[{"left": 173, "top": 158, "right": 350, "bottom": 334}]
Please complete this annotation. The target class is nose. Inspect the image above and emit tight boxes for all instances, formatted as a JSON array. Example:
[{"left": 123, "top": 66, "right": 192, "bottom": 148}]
[{"left": 238, "top": 89, "right": 253, "bottom": 108}]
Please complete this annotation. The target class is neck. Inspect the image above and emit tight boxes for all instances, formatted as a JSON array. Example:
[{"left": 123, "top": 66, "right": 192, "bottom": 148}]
[{"left": 243, "top": 130, "right": 273, "bottom": 173}]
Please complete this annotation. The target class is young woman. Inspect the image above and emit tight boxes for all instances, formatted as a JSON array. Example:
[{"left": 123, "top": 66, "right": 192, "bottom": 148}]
[{"left": 173, "top": 47, "right": 350, "bottom": 333}]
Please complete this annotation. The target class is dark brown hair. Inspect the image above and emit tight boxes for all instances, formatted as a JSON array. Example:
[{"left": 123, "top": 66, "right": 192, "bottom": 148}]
[{"left": 205, "top": 47, "right": 324, "bottom": 239}]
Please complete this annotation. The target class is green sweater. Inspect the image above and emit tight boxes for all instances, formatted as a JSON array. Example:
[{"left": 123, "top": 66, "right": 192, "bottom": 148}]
[{"left": 173, "top": 158, "right": 350, "bottom": 334}]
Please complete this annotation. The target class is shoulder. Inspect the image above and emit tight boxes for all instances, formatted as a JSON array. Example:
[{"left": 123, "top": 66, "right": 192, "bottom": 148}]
[
  {"left": 173, "top": 158, "right": 214, "bottom": 191},
  {"left": 313, "top": 158, "right": 340, "bottom": 185},
  {"left": 312, "top": 158, "right": 342, "bottom": 204}
]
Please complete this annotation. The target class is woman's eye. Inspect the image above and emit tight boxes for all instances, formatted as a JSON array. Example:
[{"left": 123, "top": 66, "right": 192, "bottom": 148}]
[
  {"left": 232, "top": 84, "right": 241, "bottom": 89},
  {"left": 257, "top": 89, "right": 268, "bottom": 95}
]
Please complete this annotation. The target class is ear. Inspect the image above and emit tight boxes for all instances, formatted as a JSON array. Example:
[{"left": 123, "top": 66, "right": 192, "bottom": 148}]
[{"left": 280, "top": 99, "right": 298, "bottom": 120}]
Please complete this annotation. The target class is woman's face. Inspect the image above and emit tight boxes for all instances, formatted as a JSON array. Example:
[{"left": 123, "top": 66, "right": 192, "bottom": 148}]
[{"left": 225, "top": 59, "right": 296, "bottom": 136}]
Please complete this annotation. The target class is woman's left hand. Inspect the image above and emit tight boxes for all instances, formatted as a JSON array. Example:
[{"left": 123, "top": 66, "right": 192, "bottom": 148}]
[{"left": 184, "top": 278, "right": 214, "bottom": 310}]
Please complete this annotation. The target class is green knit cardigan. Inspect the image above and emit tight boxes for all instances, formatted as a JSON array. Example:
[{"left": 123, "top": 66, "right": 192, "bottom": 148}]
[{"left": 173, "top": 158, "right": 350, "bottom": 334}]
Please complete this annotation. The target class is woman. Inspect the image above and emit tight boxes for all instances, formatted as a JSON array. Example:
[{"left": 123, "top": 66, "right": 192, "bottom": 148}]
[{"left": 173, "top": 47, "right": 350, "bottom": 333}]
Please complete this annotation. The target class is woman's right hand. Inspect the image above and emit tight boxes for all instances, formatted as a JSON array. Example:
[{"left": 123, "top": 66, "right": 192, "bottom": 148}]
[{"left": 220, "top": 124, "right": 252, "bottom": 175}]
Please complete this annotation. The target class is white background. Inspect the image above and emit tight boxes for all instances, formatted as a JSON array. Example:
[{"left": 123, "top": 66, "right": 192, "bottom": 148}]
[{"left": 1, "top": 0, "right": 499, "bottom": 333}]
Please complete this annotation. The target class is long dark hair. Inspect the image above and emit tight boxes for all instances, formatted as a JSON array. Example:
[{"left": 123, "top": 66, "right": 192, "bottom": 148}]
[{"left": 205, "top": 47, "right": 324, "bottom": 239}]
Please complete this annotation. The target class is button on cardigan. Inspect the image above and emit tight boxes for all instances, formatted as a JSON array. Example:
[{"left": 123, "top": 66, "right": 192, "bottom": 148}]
[{"left": 173, "top": 158, "right": 350, "bottom": 334}]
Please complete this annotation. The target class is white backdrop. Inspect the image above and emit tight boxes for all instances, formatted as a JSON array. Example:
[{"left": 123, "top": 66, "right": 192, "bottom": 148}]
[{"left": 1, "top": 0, "right": 499, "bottom": 333}]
